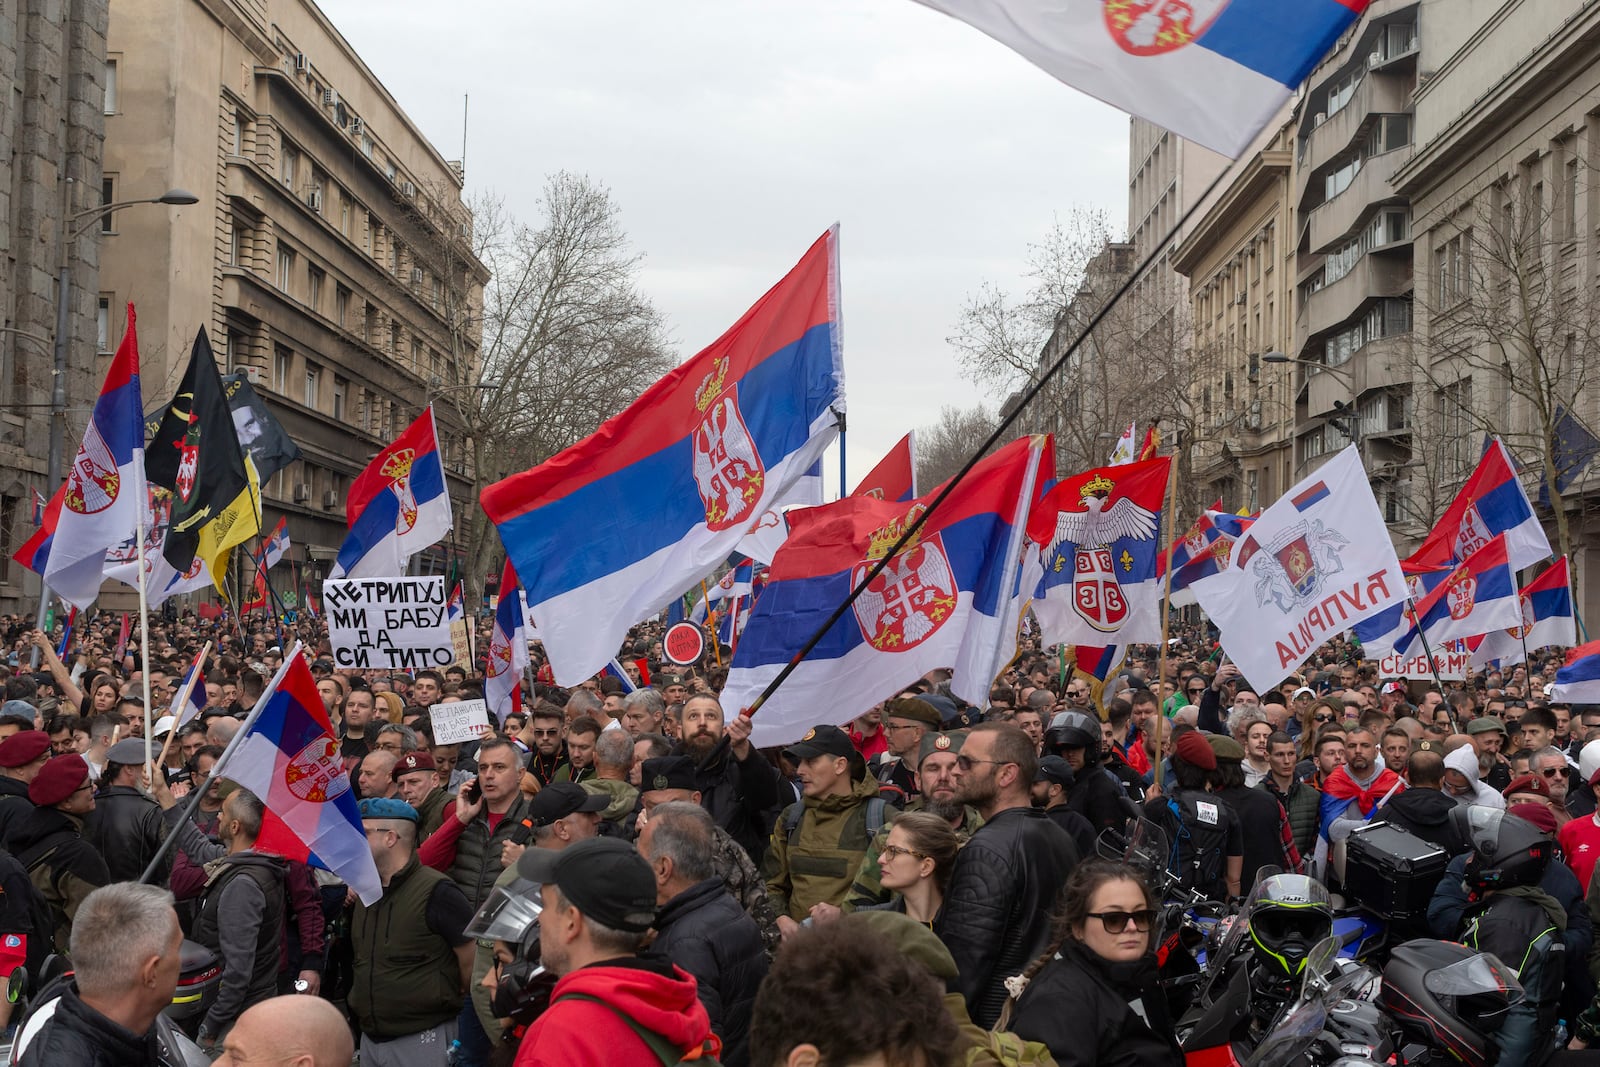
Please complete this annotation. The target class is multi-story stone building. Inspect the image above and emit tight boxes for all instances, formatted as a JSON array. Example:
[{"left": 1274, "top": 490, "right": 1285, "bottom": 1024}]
[
  {"left": 1172, "top": 116, "right": 1297, "bottom": 515},
  {"left": 1290, "top": 1, "right": 1420, "bottom": 532},
  {"left": 0, "top": 0, "right": 110, "bottom": 612},
  {"left": 98, "top": 0, "right": 485, "bottom": 599},
  {"left": 1395, "top": 0, "right": 1600, "bottom": 612}
]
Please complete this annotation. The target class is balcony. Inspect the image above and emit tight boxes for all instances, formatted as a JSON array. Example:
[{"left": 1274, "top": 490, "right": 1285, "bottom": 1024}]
[
  {"left": 1305, "top": 147, "right": 1412, "bottom": 253},
  {"left": 1303, "top": 336, "right": 1414, "bottom": 417},
  {"left": 1299, "top": 74, "right": 1414, "bottom": 183},
  {"left": 1296, "top": 254, "right": 1412, "bottom": 343}
]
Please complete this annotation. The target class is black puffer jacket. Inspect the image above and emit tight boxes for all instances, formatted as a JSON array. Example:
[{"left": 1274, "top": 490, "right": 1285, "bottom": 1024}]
[
  {"left": 0, "top": 775, "right": 33, "bottom": 846},
  {"left": 691, "top": 742, "right": 780, "bottom": 864},
  {"left": 936, "top": 805, "right": 1078, "bottom": 1028},
  {"left": 83, "top": 785, "right": 168, "bottom": 883},
  {"left": 1010, "top": 939, "right": 1183, "bottom": 1067},
  {"left": 651, "top": 877, "right": 768, "bottom": 1067},
  {"left": 1066, "top": 765, "right": 1136, "bottom": 834},
  {"left": 16, "top": 983, "right": 163, "bottom": 1067}
]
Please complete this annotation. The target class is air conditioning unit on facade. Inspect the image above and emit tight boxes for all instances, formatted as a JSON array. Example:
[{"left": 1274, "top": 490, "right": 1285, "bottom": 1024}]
[
  {"left": 349, "top": 117, "right": 364, "bottom": 137},
  {"left": 410, "top": 268, "right": 424, "bottom": 285},
  {"left": 322, "top": 88, "right": 338, "bottom": 108},
  {"left": 292, "top": 53, "right": 308, "bottom": 73},
  {"left": 322, "top": 490, "right": 340, "bottom": 510},
  {"left": 293, "top": 483, "right": 311, "bottom": 503},
  {"left": 1244, "top": 411, "right": 1262, "bottom": 430},
  {"left": 243, "top": 366, "right": 263, "bottom": 385},
  {"left": 1314, "top": 112, "right": 1326, "bottom": 127},
  {"left": 400, "top": 181, "right": 416, "bottom": 198},
  {"left": 306, "top": 189, "right": 322, "bottom": 212},
  {"left": 1368, "top": 51, "right": 1382, "bottom": 69}
]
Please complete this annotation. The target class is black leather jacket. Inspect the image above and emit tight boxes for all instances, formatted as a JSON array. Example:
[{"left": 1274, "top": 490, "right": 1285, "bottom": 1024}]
[
  {"left": 17, "top": 983, "right": 165, "bottom": 1067},
  {"left": 84, "top": 785, "right": 169, "bottom": 883},
  {"left": 690, "top": 742, "right": 780, "bottom": 864},
  {"left": 1011, "top": 940, "right": 1183, "bottom": 1067},
  {"left": 651, "top": 877, "right": 768, "bottom": 1067},
  {"left": 936, "top": 805, "right": 1079, "bottom": 1028}
]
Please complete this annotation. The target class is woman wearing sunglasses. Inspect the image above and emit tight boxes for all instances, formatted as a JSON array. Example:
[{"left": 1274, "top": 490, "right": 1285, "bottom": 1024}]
[
  {"left": 869, "top": 811, "right": 960, "bottom": 926},
  {"left": 1007, "top": 860, "right": 1182, "bottom": 1066}
]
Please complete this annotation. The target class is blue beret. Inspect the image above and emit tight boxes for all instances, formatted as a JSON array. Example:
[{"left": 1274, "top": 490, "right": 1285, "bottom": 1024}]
[{"left": 358, "top": 797, "right": 419, "bottom": 823}]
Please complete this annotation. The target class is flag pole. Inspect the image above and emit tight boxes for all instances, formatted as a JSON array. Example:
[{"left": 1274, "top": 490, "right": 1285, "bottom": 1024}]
[
  {"left": 1408, "top": 605, "right": 1456, "bottom": 731},
  {"left": 153, "top": 639, "right": 211, "bottom": 773},
  {"left": 136, "top": 496, "right": 153, "bottom": 771},
  {"left": 138, "top": 640, "right": 300, "bottom": 884},
  {"left": 738, "top": 168, "right": 1233, "bottom": 719},
  {"left": 1153, "top": 453, "right": 1179, "bottom": 791}
]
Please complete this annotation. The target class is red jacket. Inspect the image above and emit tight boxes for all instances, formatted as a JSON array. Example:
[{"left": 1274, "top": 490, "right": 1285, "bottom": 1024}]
[{"left": 515, "top": 957, "right": 714, "bottom": 1067}]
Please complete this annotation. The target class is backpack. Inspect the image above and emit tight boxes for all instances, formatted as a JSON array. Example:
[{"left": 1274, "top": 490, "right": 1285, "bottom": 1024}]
[
  {"left": 557, "top": 992, "right": 724, "bottom": 1066},
  {"left": 1164, "top": 793, "right": 1230, "bottom": 900},
  {"left": 0, "top": 849, "right": 61, "bottom": 983},
  {"left": 1462, "top": 892, "right": 1565, "bottom": 1026},
  {"left": 783, "top": 796, "right": 888, "bottom": 848}
]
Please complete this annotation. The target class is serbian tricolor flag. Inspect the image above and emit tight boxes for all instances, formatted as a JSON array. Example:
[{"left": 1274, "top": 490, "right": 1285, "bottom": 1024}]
[
  {"left": 485, "top": 558, "right": 528, "bottom": 723},
  {"left": 168, "top": 648, "right": 208, "bottom": 729},
  {"left": 1028, "top": 456, "right": 1169, "bottom": 648},
  {"left": 29, "top": 489, "right": 45, "bottom": 527},
  {"left": 708, "top": 558, "right": 756, "bottom": 606},
  {"left": 852, "top": 432, "right": 918, "bottom": 502},
  {"left": 220, "top": 647, "right": 381, "bottom": 903},
  {"left": 1072, "top": 644, "right": 1126, "bottom": 683},
  {"left": 12, "top": 486, "right": 59, "bottom": 576},
  {"left": 1350, "top": 561, "right": 1453, "bottom": 659},
  {"left": 1470, "top": 557, "right": 1576, "bottom": 668},
  {"left": 1407, "top": 438, "right": 1550, "bottom": 573},
  {"left": 42, "top": 307, "right": 146, "bottom": 610},
  {"left": 723, "top": 435, "right": 1049, "bottom": 748},
  {"left": 483, "top": 228, "right": 845, "bottom": 685},
  {"left": 331, "top": 407, "right": 452, "bottom": 579},
  {"left": 1553, "top": 640, "right": 1600, "bottom": 704},
  {"left": 602, "top": 659, "right": 637, "bottom": 694},
  {"left": 261, "top": 517, "right": 290, "bottom": 570},
  {"left": 1389, "top": 535, "right": 1520, "bottom": 660},
  {"left": 1167, "top": 508, "right": 1254, "bottom": 608},
  {"left": 447, "top": 582, "right": 465, "bottom": 623},
  {"left": 911, "top": 0, "right": 1369, "bottom": 158}
]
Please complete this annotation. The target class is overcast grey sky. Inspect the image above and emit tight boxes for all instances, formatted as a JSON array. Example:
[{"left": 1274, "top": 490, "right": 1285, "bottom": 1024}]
[{"left": 320, "top": 0, "right": 1130, "bottom": 493}]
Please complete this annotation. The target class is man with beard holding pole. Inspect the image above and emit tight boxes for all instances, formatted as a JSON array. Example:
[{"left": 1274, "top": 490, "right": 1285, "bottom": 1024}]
[{"left": 676, "top": 695, "right": 780, "bottom": 864}]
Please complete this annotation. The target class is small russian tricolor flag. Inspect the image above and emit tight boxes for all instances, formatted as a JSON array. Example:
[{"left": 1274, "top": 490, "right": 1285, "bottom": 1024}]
[{"left": 1292, "top": 482, "right": 1330, "bottom": 511}]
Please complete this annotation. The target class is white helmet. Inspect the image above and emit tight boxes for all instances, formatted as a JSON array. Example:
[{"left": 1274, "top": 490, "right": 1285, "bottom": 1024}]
[{"left": 1579, "top": 738, "right": 1600, "bottom": 786}]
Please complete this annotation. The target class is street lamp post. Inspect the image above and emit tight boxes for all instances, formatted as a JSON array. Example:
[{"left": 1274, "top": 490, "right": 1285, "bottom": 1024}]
[
  {"left": 33, "top": 185, "right": 198, "bottom": 648},
  {"left": 1262, "top": 350, "right": 1363, "bottom": 461}
]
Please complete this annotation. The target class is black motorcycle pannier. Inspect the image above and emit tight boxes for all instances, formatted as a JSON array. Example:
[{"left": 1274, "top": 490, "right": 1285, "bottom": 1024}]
[{"left": 1344, "top": 822, "right": 1450, "bottom": 919}]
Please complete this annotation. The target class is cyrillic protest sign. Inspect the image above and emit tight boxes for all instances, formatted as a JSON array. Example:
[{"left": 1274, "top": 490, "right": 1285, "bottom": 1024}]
[
  {"left": 324, "top": 576, "right": 452, "bottom": 670},
  {"left": 430, "top": 698, "right": 492, "bottom": 745},
  {"left": 1380, "top": 649, "right": 1471, "bottom": 681}
]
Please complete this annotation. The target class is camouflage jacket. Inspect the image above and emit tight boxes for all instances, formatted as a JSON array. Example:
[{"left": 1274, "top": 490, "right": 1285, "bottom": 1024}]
[{"left": 711, "top": 823, "right": 781, "bottom": 955}]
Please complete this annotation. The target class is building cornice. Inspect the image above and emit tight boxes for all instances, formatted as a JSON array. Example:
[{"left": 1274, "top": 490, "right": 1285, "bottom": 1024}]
[{"left": 1172, "top": 150, "right": 1291, "bottom": 277}]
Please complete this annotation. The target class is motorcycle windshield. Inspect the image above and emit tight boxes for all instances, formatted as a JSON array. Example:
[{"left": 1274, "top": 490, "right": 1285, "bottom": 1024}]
[
  {"left": 1122, "top": 816, "right": 1171, "bottom": 884},
  {"left": 1423, "top": 952, "right": 1525, "bottom": 1002}
]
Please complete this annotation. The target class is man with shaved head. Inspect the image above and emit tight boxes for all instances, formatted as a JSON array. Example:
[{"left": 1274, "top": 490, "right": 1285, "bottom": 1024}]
[{"left": 214, "top": 995, "right": 353, "bottom": 1067}]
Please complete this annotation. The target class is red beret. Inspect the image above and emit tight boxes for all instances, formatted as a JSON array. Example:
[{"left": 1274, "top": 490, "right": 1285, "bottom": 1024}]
[
  {"left": 1507, "top": 801, "right": 1558, "bottom": 835},
  {"left": 1173, "top": 731, "right": 1218, "bottom": 771},
  {"left": 0, "top": 731, "right": 51, "bottom": 769},
  {"left": 393, "top": 750, "right": 436, "bottom": 780},
  {"left": 1502, "top": 773, "right": 1552, "bottom": 800},
  {"left": 29, "top": 754, "right": 89, "bottom": 807}
]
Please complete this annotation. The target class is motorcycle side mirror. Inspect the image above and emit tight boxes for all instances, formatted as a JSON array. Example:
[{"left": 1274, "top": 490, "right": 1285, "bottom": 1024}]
[{"left": 1095, "top": 826, "right": 1127, "bottom": 861}]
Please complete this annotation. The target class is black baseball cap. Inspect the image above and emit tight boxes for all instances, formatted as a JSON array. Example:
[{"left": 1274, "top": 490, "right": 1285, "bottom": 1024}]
[
  {"left": 1036, "top": 755, "right": 1076, "bottom": 789},
  {"left": 639, "top": 755, "right": 698, "bottom": 794},
  {"left": 526, "top": 782, "right": 608, "bottom": 827},
  {"left": 783, "top": 724, "right": 854, "bottom": 763},
  {"left": 516, "top": 837, "right": 657, "bottom": 933}
]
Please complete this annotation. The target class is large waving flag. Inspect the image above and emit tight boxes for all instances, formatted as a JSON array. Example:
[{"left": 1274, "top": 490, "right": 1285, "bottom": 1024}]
[
  {"left": 707, "top": 558, "right": 756, "bottom": 606},
  {"left": 723, "top": 435, "right": 1048, "bottom": 748},
  {"left": 485, "top": 558, "right": 528, "bottom": 723},
  {"left": 1028, "top": 456, "right": 1169, "bottom": 648},
  {"left": 1194, "top": 446, "right": 1405, "bottom": 690},
  {"left": 13, "top": 485, "right": 63, "bottom": 580},
  {"left": 101, "top": 490, "right": 213, "bottom": 608},
  {"left": 911, "top": 0, "right": 1369, "bottom": 157},
  {"left": 331, "top": 407, "right": 452, "bottom": 579},
  {"left": 145, "top": 329, "right": 261, "bottom": 595},
  {"left": 1388, "top": 535, "right": 1520, "bottom": 660},
  {"left": 1407, "top": 438, "right": 1551, "bottom": 573},
  {"left": 44, "top": 307, "right": 145, "bottom": 610},
  {"left": 851, "top": 432, "right": 918, "bottom": 502},
  {"left": 1350, "top": 561, "right": 1452, "bottom": 659},
  {"left": 1470, "top": 558, "right": 1576, "bottom": 668},
  {"left": 1167, "top": 508, "right": 1254, "bottom": 608},
  {"left": 222, "top": 648, "right": 381, "bottom": 903},
  {"left": 483, "top": 229, "right": 845, "bottom": 685},
  {"left": 1553, "top": 641, "right": 1600, "bottom": 704}
]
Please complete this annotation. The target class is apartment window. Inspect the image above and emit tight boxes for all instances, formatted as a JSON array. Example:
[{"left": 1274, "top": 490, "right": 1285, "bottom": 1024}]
[
  {"left": 228, "top": 222, "right": 241, "bottom": 265},
  {"left": 430, "top": 275, "right": 442, "bottom": 312},
  {"left": 273, "top": 346, "right": 292, "bottom": 393},
  {"left": 364, "top": 304, "right": 379, "bottom": 345},
  {"left": 276, "top": 244, "right": 295, "bottom": 293},
  {"left": 1324, "top": 69, "right": 1360, "bottom": 118},
  {"left": 336, "top": 286, "right": 351, "bottom": 328},
  {"left": 1437, "top": 380, "right": 1474, "bottom": 481},
  {"left": 1325, "top": 156, "right": 1361, "bottom": 201},
  {"left": 304, "top": 362, "right": 321, "bottom": 409},
  {"left": 1383, "top": 21, "right": 1418, "bottom": 58},
  {"left": 1437, "top": 232, "right": 1469, "bottom": 303},
  {"left": 390, "top": 322, "right": 402, "bottom": 356},
  {"left": 1565, "top": 157, "right": 1580, "bottom": 240},
  {"left": 101, "top": 178, "right": 115, "bottom": 232},
  {"left": 306, "top": 265, "right": 324, "bottom": 311},
  {"left": 361, "top": 133, "right": 374, "bottom": 159},
  {"left": 339, "top": 196, "right": 351, "bottom": 237},
  {"left": 389, "top": 240, "right": 402, "bottom": 275},
  {"left": 365, "top": 214, "right": 378, "bottom": 256},
  {"left": 332, "top": 377, "right": 348, "bottom": 421},
  {"left": 104, "top": 60, "right": 117, "bottom": 114},
  {"left": 1365, "top": 114, "right": 1412, "bottom": 155},
  {"left": 96, "top": 297, "right": 111, "bottom": 352},
  {"left": 226, "top": 329, "right": 244, "bottom": 371},
  {"left": 308, "top": 168, "right": 326, "bottom": 214},
  {"left": 231, "top": 113, "right": 245, "bottom": 156},
  {"left": 280, "top": 142, "right": 299, "bottom": 189}
]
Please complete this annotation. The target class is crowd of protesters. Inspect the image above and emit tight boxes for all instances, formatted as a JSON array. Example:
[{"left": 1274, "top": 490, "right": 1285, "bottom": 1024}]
[{"left": 0, "top": 605, "right": 1591, "bottom": 1066}]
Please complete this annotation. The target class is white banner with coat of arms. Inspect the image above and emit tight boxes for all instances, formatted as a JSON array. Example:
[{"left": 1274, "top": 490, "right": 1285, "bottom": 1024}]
[{"left": 1194, "top": 446, "right": 1406, "bottom": 690}]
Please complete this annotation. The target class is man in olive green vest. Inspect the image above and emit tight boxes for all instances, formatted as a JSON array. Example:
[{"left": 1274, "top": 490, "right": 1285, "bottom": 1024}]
[{"left": 349, "top": 797, "right": 475, "bottom": 1066}]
